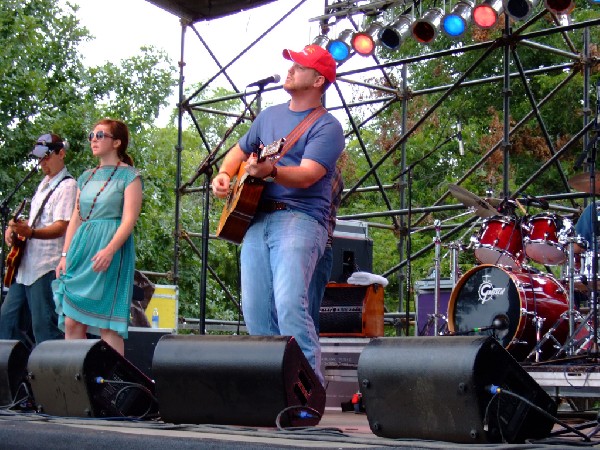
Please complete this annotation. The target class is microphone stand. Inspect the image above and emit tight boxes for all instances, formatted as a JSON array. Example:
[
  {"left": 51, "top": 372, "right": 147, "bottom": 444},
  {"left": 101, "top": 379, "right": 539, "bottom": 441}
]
[
  {"left": 395, "top": 134, "right": 457, "bottom": 335},
  {"left": 588, "top": 87, "right": 599, "bottom": 358},
  {"left": 186, "top": 90, "right": 260, "bottom": 334},
  {"left": 0, "top": 158, "right": 41, "bottom": 300}
]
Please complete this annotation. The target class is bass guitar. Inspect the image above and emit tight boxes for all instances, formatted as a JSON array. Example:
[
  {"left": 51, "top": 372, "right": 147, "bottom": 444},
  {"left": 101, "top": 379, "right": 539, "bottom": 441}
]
[
  {"left": 4, "top": 199, "right": 28, "bottom": 287},
  {"left": 216, "top": 138, "right": 285, "bottom": 244}
]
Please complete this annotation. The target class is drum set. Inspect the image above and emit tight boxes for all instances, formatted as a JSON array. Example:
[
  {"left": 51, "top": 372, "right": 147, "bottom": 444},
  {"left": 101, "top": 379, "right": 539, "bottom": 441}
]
[{"left": 438, "top": 184, "right": 599, "bottom": 363}]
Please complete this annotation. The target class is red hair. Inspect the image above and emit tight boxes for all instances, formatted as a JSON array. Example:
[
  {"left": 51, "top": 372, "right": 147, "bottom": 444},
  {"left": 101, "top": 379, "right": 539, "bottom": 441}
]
[{"left": 95, "top": 118, "right": 133, "bottom": 166}]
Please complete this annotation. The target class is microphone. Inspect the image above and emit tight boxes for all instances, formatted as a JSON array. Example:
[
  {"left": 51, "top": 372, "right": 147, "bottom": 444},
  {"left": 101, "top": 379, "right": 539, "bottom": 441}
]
[
  {"left": 247, "top": 74, "right": 281, "bottom": 88},
  {"left": 456, "top": 121, "right": 464, "bottom": 156}
]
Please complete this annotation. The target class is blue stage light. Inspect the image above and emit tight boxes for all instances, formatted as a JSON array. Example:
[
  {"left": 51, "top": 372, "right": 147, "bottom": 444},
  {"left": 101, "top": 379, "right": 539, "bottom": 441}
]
[
  {"left": 442, "top": 1, "right": 473, "bottom": 38},
  {"left": 443, "top": 15, "right": 466, "bottom": 36},
  {"left": 326, "top": 29, "right": 353, "bottom": 62}
]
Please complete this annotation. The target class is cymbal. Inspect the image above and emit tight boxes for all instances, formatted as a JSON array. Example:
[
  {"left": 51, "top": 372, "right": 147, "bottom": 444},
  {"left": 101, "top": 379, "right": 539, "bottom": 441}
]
[
  {"left": 569, "top": 172, "right": 600, "bottom": 194},
  {"left": 448, "top": 184, "right": 499, "bottom": 218}
]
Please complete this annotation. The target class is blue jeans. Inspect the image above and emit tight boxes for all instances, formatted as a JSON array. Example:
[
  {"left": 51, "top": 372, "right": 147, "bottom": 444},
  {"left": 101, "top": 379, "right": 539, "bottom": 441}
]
[
  {"left": 0, "top": 271, "right": 64, "bottom": 345},
  {"left": 241, "top": 209, "right": 327, "bottom": 384},
  {"left": 308, "top": 245, "right": 333, "bottom": 335}
]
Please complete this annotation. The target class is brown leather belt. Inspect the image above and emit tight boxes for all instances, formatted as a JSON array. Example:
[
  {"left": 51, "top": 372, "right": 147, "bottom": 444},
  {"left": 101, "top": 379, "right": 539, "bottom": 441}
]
[{"left": 257, "top": 200, "right": 288, "bottom": 213}]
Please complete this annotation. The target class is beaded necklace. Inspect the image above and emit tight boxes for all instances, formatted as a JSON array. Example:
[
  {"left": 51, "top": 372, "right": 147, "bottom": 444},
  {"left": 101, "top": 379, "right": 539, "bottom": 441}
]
[{"left": 77, "top": 161, "right": 121, "bottom": 222}]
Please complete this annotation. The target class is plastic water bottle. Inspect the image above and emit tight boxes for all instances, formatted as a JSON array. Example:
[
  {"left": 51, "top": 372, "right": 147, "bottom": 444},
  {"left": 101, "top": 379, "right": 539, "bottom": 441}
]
[{"left": 151, "top": 308, "right": 159, "bottom": 328}]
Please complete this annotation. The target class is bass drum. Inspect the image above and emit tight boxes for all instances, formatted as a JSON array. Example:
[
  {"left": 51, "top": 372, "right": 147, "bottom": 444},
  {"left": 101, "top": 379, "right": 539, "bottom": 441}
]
[{"left": 447, "top": 265, "right": 568, "bottom": 362}]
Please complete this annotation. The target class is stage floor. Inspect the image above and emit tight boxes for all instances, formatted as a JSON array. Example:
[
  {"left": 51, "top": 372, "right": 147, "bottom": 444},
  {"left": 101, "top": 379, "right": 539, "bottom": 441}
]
[{"left": 1, "top": 403, "right": 599, "bottom": 449}]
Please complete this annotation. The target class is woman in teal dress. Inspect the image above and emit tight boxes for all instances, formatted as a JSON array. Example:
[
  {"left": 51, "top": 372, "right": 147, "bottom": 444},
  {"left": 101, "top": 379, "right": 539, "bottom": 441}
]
[{"left": 53, "top": 118, "right": 143, "bottom": 356}]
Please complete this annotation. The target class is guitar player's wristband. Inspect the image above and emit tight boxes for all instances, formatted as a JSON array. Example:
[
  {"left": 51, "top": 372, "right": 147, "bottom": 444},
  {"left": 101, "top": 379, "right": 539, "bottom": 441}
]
[
  {"left": 61, "top": 252, "right": 67, "bottom": 257},
  {"left": 218, "top": 171, "right": 230, "bottom": 178}
]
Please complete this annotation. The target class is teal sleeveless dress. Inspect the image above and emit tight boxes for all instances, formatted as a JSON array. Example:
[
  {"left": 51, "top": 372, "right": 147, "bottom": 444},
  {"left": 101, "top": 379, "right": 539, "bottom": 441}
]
[{"left": 53, "top": 165, "right": 141, "bottom": 339}]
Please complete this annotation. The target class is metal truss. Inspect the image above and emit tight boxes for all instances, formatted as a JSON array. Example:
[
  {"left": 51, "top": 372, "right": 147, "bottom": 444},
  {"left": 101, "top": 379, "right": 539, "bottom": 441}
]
[{"left": 169, "top": 0, "right": 600, "bottom": 333}]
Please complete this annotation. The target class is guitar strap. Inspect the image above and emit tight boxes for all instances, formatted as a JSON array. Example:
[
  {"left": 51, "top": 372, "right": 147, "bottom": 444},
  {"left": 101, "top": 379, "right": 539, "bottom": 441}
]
[
  {"left": 276, "top": 105, "right": 327, "bottom": 161},
  {"left": 30, "top": 175, "right": 73, "bottom": 231}
]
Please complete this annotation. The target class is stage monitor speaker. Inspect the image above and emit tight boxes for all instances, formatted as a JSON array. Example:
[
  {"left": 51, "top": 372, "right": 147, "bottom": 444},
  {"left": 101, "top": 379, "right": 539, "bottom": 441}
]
[
  {"left": 319, "top": 283, "right": 384, "bottom": 337},
  {"left": 124, "top": 327, "right": 173, "bottom": 379},
  {"left": 0, "top": 340, "right": 31, "bottom": 407},
  {"left": 153, "top": 335, "right": 326, "bottom": 427},
  {"left": 357, "top": 336, "right": 557, "bottom": 444},
  {"left": 28, "top": 339, "right": 157, "bottom": 418}
]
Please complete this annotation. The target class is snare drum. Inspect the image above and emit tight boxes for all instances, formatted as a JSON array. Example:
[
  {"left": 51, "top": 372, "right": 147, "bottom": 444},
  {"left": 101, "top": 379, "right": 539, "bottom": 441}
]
[
  {"left": 447, "top": 264, "right": 568, "bottom": 361},
  {"left": 523, "top": 214, "right": 573, "bottom": 265},
  {"left": 473, "top": 216, "right": 524, "bottom": 269}
]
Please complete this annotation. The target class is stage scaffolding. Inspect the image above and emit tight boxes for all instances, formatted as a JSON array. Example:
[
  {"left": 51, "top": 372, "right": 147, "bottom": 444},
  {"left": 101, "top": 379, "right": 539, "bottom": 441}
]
[{"left": 146, "top": 0, "right": 600, "bottom": 334}]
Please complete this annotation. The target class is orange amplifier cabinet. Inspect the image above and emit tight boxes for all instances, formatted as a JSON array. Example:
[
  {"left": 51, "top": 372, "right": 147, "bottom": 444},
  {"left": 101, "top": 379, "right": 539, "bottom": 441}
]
[{"left": 319, "top": 283, "right": 384, "bottom": 337}]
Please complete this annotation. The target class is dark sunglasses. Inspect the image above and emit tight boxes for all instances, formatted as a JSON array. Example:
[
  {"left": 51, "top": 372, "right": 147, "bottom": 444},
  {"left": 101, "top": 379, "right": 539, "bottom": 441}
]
[{"left": 88, "top": 130, "right": 115, "bottom": 141}]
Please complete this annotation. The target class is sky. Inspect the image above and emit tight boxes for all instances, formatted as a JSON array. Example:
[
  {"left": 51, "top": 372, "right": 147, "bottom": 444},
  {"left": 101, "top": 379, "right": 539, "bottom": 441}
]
[{"left": 67, "top": 0, "right": 360, "bottom": 124}]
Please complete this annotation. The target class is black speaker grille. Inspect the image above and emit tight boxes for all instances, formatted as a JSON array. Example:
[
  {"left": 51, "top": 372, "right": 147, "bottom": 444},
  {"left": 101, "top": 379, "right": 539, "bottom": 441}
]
[{"left": 320, "top": 285, "right": 367, "bottom": 334}]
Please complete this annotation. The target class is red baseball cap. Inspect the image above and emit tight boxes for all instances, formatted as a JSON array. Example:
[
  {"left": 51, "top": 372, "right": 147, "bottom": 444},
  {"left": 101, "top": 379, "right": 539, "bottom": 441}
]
[{"left": 282, "top": 45, "right": 337, "bottom": 83}]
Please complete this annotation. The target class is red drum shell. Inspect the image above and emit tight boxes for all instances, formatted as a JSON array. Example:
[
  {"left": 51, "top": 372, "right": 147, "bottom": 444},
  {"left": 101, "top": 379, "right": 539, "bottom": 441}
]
[
  {"left": 473, "top": 216, "right": 523, "bottom": 269},
  {"left": 523, "top": 214, "right": 572, "bottom": 265},
  {"left": 448, "top": 264, "right": 568, "bottom": 362}
]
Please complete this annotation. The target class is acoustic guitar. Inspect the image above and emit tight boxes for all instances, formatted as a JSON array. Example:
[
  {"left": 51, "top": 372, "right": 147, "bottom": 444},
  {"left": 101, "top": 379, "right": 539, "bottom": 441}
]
[
  {"left": 4, "top": 199, "right": 28, "bottom": 287},
  {"left": 216, "top": 138, "right": 285, "bottom": 244}
]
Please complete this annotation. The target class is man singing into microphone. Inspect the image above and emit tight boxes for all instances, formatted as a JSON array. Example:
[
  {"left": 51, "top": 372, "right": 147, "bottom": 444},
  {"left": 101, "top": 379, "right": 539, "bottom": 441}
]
[
  {"left": 0, "top": 134, "right": 77, "bottom": 346},
  {"left": 212, "top": 45, "right": 345, "bottom": 384}
]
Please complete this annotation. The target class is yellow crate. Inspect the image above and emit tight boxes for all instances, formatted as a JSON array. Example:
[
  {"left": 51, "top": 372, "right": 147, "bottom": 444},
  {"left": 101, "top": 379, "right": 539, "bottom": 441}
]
[{"left": 145, "top": 285, "right": 179, "bottom": 330}]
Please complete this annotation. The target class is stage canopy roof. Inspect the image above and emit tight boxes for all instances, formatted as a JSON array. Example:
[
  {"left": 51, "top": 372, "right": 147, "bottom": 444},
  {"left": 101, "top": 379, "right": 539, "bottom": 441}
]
[{"left": 145, "top": 0, "right": 278, "bottom": 23}]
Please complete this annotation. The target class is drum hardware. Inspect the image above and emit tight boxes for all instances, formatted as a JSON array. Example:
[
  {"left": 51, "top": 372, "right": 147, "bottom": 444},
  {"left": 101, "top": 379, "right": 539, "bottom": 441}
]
[
  {"left": 420, "top": 313, "right": 449, "bottom": 336},
  {"left": 445, "top": 241, "right": 464, "bottom": 287},
  {"left": 432, "top": 219, "right": 442, "bottom": 334}
]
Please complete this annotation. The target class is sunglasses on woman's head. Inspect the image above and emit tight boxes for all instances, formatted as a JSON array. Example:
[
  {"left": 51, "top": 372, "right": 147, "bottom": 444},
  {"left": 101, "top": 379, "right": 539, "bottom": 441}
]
[{"left": 88, "top": 130, "right": 115, "bottom": 141}]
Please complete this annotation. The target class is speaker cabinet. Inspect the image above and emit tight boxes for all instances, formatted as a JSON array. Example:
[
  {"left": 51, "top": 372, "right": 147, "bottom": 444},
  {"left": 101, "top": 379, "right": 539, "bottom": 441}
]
[
  {"left": 319, "top": 283, "right": 384, "bottom": 337},
  {"left": 330, "top": 236, "right": 373, "bottom": 283},
  {"left": 357, "top": 336, "right": 557, "bottom": 444},
  {"left": 153, "top": 335, "right": 326, "bottom": 427},
  {"left": 28, "top": 339, "right": 157, "bottom": 418},
  {"left": 0, "top": 340, "right": 31, "bottom": 407},
  {"left": 124, "top": 327, "right": 173, "bottom": 379}
]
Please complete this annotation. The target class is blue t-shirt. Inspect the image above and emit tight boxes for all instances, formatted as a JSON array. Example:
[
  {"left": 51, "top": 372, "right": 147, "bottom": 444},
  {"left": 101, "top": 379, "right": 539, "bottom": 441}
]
[
  {"left": 239, "top": 102, "right": 345, "bottom": 227},
  {"left": 576, "top": 202, "right": 600, "bottom": 247}
]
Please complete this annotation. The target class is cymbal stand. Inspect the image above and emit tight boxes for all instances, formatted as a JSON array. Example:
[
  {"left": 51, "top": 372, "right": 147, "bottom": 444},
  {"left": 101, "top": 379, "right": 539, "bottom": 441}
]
[
  {"left": 527, "top": 238, "right": 585, "bottom": 360},
  {"left": 446, "top": 241, "right": 463, "bottom": 287},
  {"left": 525, "top": 314, "right": 545, "bottom": 362},
  {"left": 433, "top": 219, "right": 442, "bottom": 334}
]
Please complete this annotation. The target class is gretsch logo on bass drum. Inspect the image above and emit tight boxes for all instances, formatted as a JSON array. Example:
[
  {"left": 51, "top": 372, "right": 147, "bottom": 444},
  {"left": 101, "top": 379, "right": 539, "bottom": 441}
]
[{"left": 478, "top": 274, "right": 505, "bottom": 304}]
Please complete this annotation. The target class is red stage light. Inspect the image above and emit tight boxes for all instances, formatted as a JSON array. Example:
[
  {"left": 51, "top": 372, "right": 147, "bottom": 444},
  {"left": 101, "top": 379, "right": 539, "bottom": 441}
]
[
  {"left": 473, "top": 4, "right": 500, "bottom": 27},
  {"left": 352, "top": 33, "right": 376, "bottom": 56}
]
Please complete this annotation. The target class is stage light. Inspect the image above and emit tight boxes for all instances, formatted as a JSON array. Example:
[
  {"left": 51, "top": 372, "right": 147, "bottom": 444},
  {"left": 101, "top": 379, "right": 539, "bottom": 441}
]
[
  {"left": 411, "top": 7, "right": 444, "bottom": 44},
  {"left": 442, "top": 1, "right": 474, "bottom": 38},
  {"left": 473, "top": 0, "right": 503, "bottom": 28},
  {"left": 544, "top": 0, "right": 574, "bottom": 13},
  {"left": 326, "top": 29, "right": 354, "bottom": 62},
  {"left": 351, "top": 22, "right": 382, "bottom": 56},
  {"left": 312, "top": 34, "right": 330, "bottom": 49},
  {"left": 379, "top": 15, "right": 413, "bottom": 50},
  {"left": 503, "top": 0, "right": 538, "bottom": 20}
]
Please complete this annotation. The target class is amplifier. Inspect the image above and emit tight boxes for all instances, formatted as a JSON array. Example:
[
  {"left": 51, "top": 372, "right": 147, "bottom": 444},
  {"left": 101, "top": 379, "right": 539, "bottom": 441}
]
[
  {"left": 330, "top": 220, "right": 373, "bottom": 283},
  {"left": 319, "top": 283, "right": 384, "bottom": 337}
]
